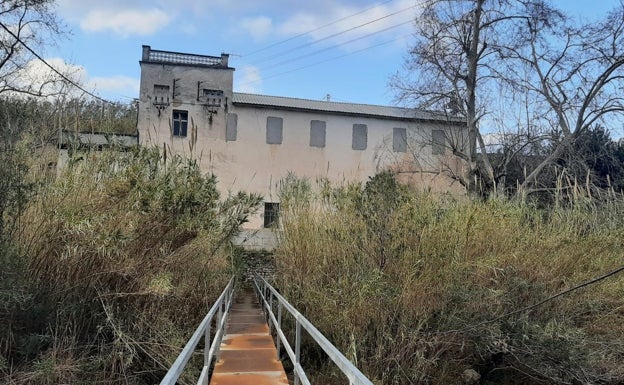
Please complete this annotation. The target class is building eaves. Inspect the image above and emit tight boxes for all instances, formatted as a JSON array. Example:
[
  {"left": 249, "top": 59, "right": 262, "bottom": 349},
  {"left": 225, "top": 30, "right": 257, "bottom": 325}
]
[{"left": 232, "top": 92, "right": 464, "bottom": 124}]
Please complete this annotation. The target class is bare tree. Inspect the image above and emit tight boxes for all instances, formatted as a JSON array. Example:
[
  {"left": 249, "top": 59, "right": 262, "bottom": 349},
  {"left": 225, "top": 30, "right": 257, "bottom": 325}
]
[
  {"left": 497, "top": 1, "right": 624, "bottom": 196},
  {"left": 391, "top": 0, "right": 527, "bottom": 195},
  {"left": 0, "top": 0, "right": 66, "bottom": 97}
]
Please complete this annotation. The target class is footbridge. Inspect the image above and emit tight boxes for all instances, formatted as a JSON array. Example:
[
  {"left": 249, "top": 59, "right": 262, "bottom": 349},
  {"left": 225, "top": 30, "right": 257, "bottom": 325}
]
[{"left": 159, "top": 275, "right": 373, "bottom": 385}]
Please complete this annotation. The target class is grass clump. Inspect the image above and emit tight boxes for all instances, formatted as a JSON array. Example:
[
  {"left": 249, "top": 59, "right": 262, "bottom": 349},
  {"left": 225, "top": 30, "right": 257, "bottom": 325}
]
[
  {"left": 273, "top": 171, "right": 624, "bottom": 385},
  {"left": 2, "top": 146, "right": 261, "bottom": 384}
]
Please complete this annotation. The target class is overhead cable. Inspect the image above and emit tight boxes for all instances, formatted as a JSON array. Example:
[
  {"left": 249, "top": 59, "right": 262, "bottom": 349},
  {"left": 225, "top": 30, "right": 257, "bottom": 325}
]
[
  {"left": 0, "top": 21, "right": 114, "bottom": 104},
  {"left": 249, "top": 3, "right": 418, "bottom": 65},
  {"left": 242, "top": 0, "right": 395, "bottom": 57}
]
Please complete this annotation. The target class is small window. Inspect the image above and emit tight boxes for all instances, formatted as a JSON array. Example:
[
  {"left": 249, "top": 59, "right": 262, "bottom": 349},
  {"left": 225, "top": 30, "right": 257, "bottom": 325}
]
[
  {"left": 310, "top": 120, "right": 326, "bottom": 148},
  {"left": 226, "top": 113, "right": 237, "bottom": 141},
  {"left": 393, "top": 127, "right": 407, "bottom": 152},
  {"left": 172, "top": 110, "right": 188, "bottom": 137},
  {"left": 432, "top": 129, "right": 446, "bottom": 155},
  {"left": 264, "top": 202, "right": 280, "bottom": 228},
  {"left": 201, "top": 89, "right": 223, "bottom": 106},
  {"left": 352, "top": 124, "right": 367, "bottom": 150},
  {"left": 266, "top": 116, "right": 283, "bottom": 144},
  {"left": 153, "top": 84, "right": 170, "bottom": 104}
]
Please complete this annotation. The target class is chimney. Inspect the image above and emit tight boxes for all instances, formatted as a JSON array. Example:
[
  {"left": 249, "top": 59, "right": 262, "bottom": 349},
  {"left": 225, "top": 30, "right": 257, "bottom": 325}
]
[
  {"left": 221, "top": 53, "right": 229, "bottom": 67},
  {"left": 142, "top": 45, "right": 151, "bottom": 61}
]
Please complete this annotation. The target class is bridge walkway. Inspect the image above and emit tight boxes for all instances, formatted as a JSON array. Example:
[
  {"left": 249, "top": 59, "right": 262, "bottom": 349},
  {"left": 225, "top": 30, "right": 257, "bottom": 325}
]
[{"left": 209, "top": 288, "right": 288, "bottom": 385}]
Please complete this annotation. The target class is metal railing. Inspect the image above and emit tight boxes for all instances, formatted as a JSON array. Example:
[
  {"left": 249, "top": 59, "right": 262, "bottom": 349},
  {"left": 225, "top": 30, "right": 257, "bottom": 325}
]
[
  {"left": 148, "top": 49, "right": 224, "bottom": 66},
  {"left": 160, "top": 277, "right": 235, "bottom": 385},
  {"left": 253, "top": 275, "right": 374, "bottom": 385}
]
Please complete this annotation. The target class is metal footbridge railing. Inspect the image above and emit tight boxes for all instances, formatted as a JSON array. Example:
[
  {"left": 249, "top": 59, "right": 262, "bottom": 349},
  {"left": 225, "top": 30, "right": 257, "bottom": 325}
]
[
  {"left": 159, "top": 277, "right": 235, "bottom": 385},
  {"left": 159, "top": 274, "right": 374, "bottom": 385},
  {"left": 253, "top": 274, "right": 374, "bottom": 385}
]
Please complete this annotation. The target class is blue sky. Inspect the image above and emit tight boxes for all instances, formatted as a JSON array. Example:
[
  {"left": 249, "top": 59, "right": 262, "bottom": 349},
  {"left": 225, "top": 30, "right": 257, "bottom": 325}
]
[{"left": 42, "top": 0, "right": 620, "bottom": 106}]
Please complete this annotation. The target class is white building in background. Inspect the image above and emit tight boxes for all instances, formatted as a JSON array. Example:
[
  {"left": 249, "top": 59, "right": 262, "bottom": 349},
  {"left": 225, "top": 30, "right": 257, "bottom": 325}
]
[{"left": 137, "top": 46, "right": 466, "bottom": 248}]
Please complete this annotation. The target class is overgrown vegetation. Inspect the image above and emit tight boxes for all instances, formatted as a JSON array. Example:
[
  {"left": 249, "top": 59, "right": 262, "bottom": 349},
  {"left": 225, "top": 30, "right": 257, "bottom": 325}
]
[
  {"left": 0, "top": 96, "right": 261, "bottom": 383},
  {"left": 275, "top": 172, "right": 624, "bottom": 385}
]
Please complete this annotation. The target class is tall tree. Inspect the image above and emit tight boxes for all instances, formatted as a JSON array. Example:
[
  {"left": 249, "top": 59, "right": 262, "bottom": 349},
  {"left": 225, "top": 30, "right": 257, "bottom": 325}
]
[
  {"left": 498, "top": 1, "right": 624, "bottom": 196},
  {"left": 395, "top": 1, "right": 624, "bottom": 198},
  {"left": 0, "top": 0, "right": 65, "bottom": 97},
  {"left": 392, "top": 0, "right": 522, "bottom": 195}
]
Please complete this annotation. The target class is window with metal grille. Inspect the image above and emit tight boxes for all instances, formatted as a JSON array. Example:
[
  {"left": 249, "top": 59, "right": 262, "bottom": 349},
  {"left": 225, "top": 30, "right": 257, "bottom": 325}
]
[
  {"left": 264, "top": 202, "right": 280, "bottom": 228},
  {"left": 172, "top": 110, "right": 188, "bottom": 137}
]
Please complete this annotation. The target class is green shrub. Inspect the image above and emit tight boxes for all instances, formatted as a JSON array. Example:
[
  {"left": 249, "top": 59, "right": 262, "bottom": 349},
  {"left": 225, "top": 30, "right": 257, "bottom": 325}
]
[
  {"left": 274, "top": 173, "right": 624, "bottom": 385},
  {"left": 4, "top": 146, "right": 261, "bottom": 384}
]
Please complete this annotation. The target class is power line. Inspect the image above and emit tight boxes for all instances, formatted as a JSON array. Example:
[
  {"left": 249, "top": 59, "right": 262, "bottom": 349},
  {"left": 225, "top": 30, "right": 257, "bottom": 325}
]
[
  {"left": 0, "top": 21, "right": 114, "bottom": 104},
  {"left": 442, "top": 263, "right": 624, "bottom": 335},
  {"left": 242, "top": 0, "right": 395, "bottom": 57},
  {"left": 258, "top": 19, "right": 413, "bottom": 72},
  {"left": 249, "top": 3, "right": 418, "bottom": 66},
  {"left": 233, "top": 0, "right": 429, "bottom": 90},
  {"left": 236, "top": 33, "right": 411, "bottom": 89}
]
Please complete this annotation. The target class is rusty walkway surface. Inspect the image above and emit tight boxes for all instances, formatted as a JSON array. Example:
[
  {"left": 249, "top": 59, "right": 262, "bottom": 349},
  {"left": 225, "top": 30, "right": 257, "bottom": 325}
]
[{"left": 209, "top": 289, "right": 288, "bottom": 385}]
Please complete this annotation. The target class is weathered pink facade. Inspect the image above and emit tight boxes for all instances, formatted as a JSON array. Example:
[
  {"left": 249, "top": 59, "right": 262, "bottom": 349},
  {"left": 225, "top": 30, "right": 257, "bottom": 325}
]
[{"left": 138, "top": 46, "right": 466, "bottom": 247}]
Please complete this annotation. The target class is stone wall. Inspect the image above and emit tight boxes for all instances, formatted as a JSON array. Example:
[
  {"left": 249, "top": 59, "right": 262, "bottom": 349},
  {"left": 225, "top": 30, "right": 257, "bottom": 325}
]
[{"left": 240, "top": 251, "right": 276, "bottom": 283}]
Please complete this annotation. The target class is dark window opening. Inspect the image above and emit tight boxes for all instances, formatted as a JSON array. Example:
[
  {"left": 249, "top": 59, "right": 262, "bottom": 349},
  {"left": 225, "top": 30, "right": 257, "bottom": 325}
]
[
  {"left": 173, "top": 110, "right": 188, "bottom": 137},
  {"left": 264, "top": 202, "right": 280, "bottom": 228}
]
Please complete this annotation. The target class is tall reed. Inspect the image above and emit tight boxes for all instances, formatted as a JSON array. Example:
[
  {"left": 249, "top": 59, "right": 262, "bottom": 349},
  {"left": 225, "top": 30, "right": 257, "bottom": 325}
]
[{"left": 274, "top": 172, "right": 624, "bottom": 385}]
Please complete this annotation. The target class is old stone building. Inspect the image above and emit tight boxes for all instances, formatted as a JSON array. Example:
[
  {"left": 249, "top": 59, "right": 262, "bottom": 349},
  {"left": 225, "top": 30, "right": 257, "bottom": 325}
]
[{"left": 137, "top": 45, "right": 466, "bottom": 248}]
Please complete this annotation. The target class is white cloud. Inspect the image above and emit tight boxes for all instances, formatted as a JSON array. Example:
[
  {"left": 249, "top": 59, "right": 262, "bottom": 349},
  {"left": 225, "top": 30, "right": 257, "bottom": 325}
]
[
  {"left": 18, "top": 58, "right": 138, "bottom": 101},
  {"left": 90, "top": 75, "right": 139, "bottom": 97},
  {"left": 240, "top": 0, "right": 417, "bottom": 51},
  {"left": 14, "top": 58, "right": 87, "bottom": 97},
  {"left": 80, "top": 8, "right": 170, "bottom": 37},
  {"left": 235, "top": 65, "right": 262, "bottom": 94},
  {"left": 241, "top": 16, "right": 273, "bottom": 42},
  {"left": 57, "top": 0, "right": 205, "bottom": 36}
]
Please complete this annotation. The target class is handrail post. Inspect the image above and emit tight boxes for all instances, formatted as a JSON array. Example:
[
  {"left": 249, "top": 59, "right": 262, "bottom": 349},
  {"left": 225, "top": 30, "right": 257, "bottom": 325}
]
[
  {"left": 251, "top": 274, "right": 374, "bottom": 385},
  {"left": 268, "top": 291, "right": 274, "bottom": 332},
  {"left": 294, "top": 319, "right": 301, "bottom": 385},
  {"left": 204, "top": 318, "right": 211, "bottom": 367},
  {"left": 160, "top": 277, "right": 235, "bottom": 385},
  {"left": 276, "top": 302, "right": 282, "bottom": 359}
]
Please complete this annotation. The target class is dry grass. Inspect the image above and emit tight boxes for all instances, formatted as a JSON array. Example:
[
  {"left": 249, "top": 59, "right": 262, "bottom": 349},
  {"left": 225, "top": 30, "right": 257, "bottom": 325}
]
[
  {"left": 273, "top": 172, "right": 624, "bottom": 385},
  {"left": 2, "top": 146, "right": 261, "bottom": 384}
]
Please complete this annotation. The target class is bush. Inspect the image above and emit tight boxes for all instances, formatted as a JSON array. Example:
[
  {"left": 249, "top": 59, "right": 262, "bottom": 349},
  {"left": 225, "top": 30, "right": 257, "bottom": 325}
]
[
  {"left": 3, "top": 146, "right": 261, "bottom": 384},
  {"left": 274, "top": 173, "right": 624, "bottom": 385}
]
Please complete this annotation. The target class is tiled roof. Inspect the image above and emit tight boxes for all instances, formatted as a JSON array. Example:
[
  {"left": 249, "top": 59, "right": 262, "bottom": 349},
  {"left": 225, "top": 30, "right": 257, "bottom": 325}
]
[{"left": 232, "top": 92, "right": 464, "bottom": 123}]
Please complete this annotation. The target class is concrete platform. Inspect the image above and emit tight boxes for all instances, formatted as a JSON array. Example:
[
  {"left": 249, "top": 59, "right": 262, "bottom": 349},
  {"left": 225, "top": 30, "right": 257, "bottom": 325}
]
[{"left": 210, "top": 290, "right": 288, "bottom": 385}]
